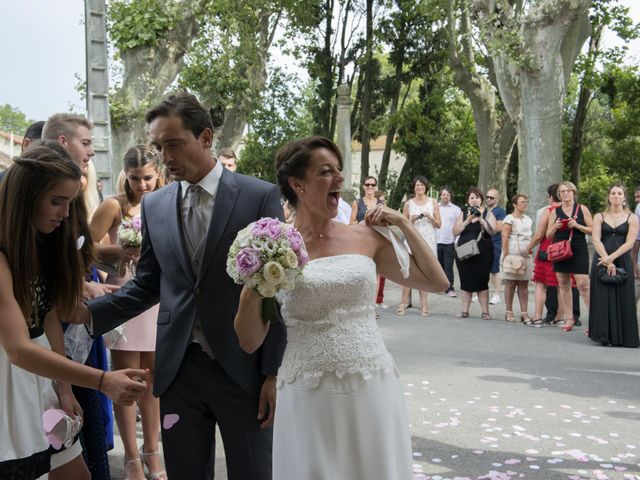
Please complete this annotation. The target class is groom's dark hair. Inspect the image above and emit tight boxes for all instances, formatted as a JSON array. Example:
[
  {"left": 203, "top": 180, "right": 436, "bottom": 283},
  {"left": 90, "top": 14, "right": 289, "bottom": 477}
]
[
  {"left": 145, "top": 91, "right": 213, "bottom": 139},
  {"left": 275, "top": 136, "right": 343, "bottom": 207}
]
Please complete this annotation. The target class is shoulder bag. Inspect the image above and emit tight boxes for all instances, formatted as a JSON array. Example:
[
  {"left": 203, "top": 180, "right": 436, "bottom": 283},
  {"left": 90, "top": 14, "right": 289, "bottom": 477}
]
[
  {"left": 455, "top": 229, "right": 483, "bottom": 261},
  {"left": 547, "top": 204, "right": 579, "bottom": 263}
]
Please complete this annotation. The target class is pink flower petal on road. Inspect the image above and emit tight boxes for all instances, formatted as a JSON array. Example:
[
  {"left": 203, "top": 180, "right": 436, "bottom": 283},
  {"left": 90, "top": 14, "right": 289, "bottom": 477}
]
[{"left": 162, "top": 413, "right": 180, "bottom": 430}]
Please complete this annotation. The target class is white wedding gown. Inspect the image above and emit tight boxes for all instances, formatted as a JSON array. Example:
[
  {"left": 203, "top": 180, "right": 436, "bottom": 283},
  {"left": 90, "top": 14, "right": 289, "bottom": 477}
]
[{"left": 274, "top": 253, "right": 413, "bottom": 479}]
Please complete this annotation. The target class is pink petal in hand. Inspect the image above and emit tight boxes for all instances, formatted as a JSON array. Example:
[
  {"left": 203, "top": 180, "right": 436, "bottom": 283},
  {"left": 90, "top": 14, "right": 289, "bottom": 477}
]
[
  {"left": 42, "top": 408, "right": 66, "bottom": 432},
  {"left": 163, "top": 413, "right": 180, "bottom": 430}
]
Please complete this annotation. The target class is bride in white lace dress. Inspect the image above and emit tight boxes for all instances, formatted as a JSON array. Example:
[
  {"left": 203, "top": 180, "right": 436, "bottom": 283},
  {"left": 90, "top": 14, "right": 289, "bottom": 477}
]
[{"left": 235, "top": 137, "right": 448, "bottom": 479}]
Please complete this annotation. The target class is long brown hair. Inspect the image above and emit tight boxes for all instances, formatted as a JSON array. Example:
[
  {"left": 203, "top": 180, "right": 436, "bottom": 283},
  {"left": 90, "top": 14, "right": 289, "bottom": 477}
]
[
  {"left": 0, "top": 147, "right": 85, "bottom": 324},
  {"left": 122, "top": 144, "right": 164, "bottom": 206}
]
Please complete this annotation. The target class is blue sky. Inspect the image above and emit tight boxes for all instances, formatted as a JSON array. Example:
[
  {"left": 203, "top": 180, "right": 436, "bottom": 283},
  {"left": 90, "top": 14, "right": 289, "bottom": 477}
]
[{"left": 0, "top": 0, "right": 638, "bottom": 122}]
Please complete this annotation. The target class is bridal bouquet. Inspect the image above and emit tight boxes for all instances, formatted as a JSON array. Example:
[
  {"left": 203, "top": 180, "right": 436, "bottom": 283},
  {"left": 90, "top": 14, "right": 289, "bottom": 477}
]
[
  {"left": 117, "top": 215, "right": 142, "bottom": 247},
  {"left": 227, "top": 217, "right": 308, "bottom": 323},
  {"left": 116, "top": 215, "right": 142, "bottom": 276}
]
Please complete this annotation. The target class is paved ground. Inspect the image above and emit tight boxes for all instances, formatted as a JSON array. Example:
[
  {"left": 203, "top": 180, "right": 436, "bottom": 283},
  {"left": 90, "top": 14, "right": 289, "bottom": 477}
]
[{"left": 108, "top": 281, "right": 640, "bottom": 480}]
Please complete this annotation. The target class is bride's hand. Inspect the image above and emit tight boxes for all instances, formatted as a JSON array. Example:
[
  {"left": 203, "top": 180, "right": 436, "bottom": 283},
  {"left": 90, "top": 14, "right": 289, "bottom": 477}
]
[{"left": 364, "top": 205, "right": 408, "bottom": 227}]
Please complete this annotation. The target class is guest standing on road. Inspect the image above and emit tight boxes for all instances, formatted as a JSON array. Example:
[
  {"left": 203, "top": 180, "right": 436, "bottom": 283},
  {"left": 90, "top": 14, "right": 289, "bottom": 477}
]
[
  {"left": 501, "top": 194, "right": 533, "bottom": 324},
  {"left": 546, "top": 181, "right": 593, "bottom": 332},
  {"left": 397, "top": 176, "right": 441, "bottom": 317},
  {"left": 437, "top": 187, "right": 462, "bottom": 298},
  {"left": 588, "top": 184, "right": 639, "bottom": 347},
  {"left": 453, "top": 188, "right": 497, "bottom": 320}
]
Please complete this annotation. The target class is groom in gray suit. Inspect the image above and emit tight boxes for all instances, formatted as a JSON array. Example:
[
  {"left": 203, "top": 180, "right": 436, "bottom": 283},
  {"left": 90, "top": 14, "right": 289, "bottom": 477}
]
[{"left": 87, "top": 93, "right": 286, "bottom": 479}]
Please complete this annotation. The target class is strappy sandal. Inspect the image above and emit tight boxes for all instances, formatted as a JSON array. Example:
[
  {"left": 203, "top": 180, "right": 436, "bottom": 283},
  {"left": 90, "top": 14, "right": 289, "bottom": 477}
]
[
  {"left": 123, "top": 458, "right": 146, "bottom": 480},
  {"left": 481, "top": 312, "right": 491, "bottom": 320},
  {"left": 531, "top": 318, "right": 544, "bottom": 328},
  {"left": 420, "top": 306, "right": 430, "bottom": 317},
  {"left": 520, "top": 313, "right": 532, "bottom": 325},
  {"left": 140, "top": 447, "right": 168, "bottom": 480},
  {"left": 396, "top": 304, "right": 407, "bottom": 316},
  {"left": 456, "top": 311, "right": 469, "bottom": 318},
  {"left": 505, "top": 311, "right": 516, "bottom": 323}
]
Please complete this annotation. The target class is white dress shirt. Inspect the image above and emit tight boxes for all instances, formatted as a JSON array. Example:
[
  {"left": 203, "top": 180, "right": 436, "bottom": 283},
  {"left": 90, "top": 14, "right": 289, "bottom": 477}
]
[
  {"left": 436, "top": 202, "right": 462, "bottom": 244},
  {"left": 180, "top": 159, "right": 223, "bottom": 230}
]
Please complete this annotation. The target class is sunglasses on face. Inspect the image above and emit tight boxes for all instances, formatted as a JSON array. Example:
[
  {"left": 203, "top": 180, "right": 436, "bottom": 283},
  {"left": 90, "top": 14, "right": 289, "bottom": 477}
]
[
  {"left": 486, "top": 196, "right": 495, "bottom": 200},
  {"left": 364, "top": 183, "right": 376, "bottom": 187}
]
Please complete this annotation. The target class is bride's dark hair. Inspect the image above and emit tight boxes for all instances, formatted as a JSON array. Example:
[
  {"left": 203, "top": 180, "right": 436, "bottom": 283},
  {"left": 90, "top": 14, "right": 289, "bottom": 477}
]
[{"left": 275, "top": 136, "right": 343, "bottom": 207}]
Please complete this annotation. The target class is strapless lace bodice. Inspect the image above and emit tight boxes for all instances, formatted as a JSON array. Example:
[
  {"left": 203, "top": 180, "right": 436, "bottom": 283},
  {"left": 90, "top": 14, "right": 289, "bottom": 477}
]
[{"left": 276, "top": 254, "right": 396, "bottom": 389}]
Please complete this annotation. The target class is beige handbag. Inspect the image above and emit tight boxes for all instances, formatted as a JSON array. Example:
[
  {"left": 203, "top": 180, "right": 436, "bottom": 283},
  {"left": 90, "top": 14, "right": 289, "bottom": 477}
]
[{"left": 501, "top": 219, "right": 527, "bottom": 275}]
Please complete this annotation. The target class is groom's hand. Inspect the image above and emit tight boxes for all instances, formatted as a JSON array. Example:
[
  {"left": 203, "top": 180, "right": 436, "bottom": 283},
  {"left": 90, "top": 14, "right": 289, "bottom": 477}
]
[{"left": 258, "top": 375, "right": 277, "bottom": 429}]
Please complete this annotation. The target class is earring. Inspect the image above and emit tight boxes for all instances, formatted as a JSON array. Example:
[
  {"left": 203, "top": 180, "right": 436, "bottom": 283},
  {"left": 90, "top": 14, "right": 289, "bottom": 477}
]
[{"left": 299, "top": 188, "right": 304, "bottom": 193}]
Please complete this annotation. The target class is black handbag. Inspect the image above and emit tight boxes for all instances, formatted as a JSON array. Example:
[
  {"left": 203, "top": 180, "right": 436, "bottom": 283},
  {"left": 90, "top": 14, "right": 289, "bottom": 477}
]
[{"left": 598, "top": 266, "right": 627, "bottom": 285}]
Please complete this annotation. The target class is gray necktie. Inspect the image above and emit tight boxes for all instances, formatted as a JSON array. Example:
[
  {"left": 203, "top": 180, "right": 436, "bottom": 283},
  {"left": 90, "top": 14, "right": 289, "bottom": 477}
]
[{"left": 184, "top": 185, "right": 205, "bottom": 253}]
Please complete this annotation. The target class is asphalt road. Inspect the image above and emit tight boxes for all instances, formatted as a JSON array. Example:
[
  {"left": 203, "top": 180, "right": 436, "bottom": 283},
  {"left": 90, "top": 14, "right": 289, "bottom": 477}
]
[{"left": 109, "top": 282, "right": 640, "bottom": 480}]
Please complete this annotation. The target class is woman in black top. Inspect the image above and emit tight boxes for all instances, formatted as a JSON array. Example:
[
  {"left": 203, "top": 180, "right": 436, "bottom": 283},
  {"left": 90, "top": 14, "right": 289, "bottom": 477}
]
[
  {"left": 546, "top": 181, "right": 593, "bottom": 331},
  {"left": 452, "top": 187, "right": 497, "bottom": 319},
  {"left": 588, "top": 184, "right": 639, "bottom": 347}
]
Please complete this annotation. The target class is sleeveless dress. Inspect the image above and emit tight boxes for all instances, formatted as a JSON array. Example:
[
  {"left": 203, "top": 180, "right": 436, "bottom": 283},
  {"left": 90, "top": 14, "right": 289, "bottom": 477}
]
[
  {"left": 104, "top": 216, "right": 158, "bottom": 351},
  {"left": 355, "top": 197, "right": 384, "bottom": 222},
  {"left": 552, "top": 204, "right": 589, "bottom": 274},
  {"left": 0, "top": 269, "right": 82, "bottom": 479},
  {"left": 455, "top": 210, "right": 493, "bottom": 292},
  {"left": 274, "top": 254, "right": 412, "bottom": 479},
  {"left": 532, "top": 205, "right": 559, "bottom": 286},
  {"left": 408, "top": 198, "right": 437, "bottom": 253},
  {"left": 502, "top": 214, "right": 533, "bottom": 281},
  {"left": 588, "top": 216, "right": 639, "bottom": 347}
]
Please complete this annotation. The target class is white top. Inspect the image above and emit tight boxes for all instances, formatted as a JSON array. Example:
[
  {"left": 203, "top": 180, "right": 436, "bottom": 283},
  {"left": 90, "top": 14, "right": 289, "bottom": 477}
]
[
  {"left": 635, "top": 204, "right": 640, "bottom": 240},
  {"left": 333, "top": 197, "right": 352, "bottom": 225},
  {"left": 276, "top": 254, "right": 396, "bottom": 389},
  {"left": 437, "top": 201, "right": 462, "bottom": 244}
]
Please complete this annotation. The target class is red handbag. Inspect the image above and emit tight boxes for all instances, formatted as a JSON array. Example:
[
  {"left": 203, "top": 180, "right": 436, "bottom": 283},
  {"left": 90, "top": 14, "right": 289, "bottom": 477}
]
[{"left": 547, "top": 204, "right": 578, "bottom": 262}]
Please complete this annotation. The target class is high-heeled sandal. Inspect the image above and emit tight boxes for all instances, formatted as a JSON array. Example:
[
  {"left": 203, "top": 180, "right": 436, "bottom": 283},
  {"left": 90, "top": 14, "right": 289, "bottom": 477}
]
[
  {"left": 396, "top": 304, "right": 408, "bottom": 316},
  {"left": 531, "top": 318, "right": 544, "bottom": 328},
  {"left": 562, "top": 318, "right": 575, "bottom": 332},
  {"left": 520, "top": 313, "right": 532, "bottom": 325},
  {"left": 124, "top": 458, "right": 146, "bottom": 480},
  {"left": 420, "top": 305, "right": 430, "bottom": 317},
  {"left": 140, "top": 447, "right": 168, "bottom": 480},
  {"left": 505, "top": 311, "right": 516, "bottom": 323},
  {"left": 456, "top": 311, "right": 469, "bottom": 318},
  {"left": 481, "top": 312, "right": 491, "bottom": 320}
]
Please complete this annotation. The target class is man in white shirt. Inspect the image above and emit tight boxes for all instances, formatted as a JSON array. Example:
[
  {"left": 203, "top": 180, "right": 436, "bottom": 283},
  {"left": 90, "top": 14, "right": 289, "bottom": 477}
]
[
  {"left": 436, "top": 187, "right": 462, "bottom": 297},
  {"left": 334, "top": 197, "right": 352, "bottom": 224}
]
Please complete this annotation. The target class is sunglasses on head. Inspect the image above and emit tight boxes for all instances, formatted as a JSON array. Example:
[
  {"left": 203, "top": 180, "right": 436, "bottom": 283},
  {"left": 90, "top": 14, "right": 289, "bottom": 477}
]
[{"left": 364, "top": 182, "right": 376, "bottom": 187}]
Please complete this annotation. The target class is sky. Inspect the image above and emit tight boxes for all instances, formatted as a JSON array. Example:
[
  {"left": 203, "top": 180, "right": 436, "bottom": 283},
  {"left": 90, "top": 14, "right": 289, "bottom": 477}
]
[{"left": 0, "top": 0, "right": 639, "bottom": 123}]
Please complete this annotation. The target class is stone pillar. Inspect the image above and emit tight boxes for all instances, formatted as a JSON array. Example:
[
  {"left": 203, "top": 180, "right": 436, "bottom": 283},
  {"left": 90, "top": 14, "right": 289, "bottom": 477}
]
[{"left": 335, "top": 83, "right": 353, "bottom": 202}]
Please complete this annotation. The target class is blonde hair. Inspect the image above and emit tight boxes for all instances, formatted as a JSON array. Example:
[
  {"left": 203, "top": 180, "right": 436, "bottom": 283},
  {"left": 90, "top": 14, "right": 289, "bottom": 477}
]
[
  {"left": 558, "top": 181, "right": 578, "bottom": 201},
  {"left": 42, "top": 113, "right": 93, "bottom": 141}
]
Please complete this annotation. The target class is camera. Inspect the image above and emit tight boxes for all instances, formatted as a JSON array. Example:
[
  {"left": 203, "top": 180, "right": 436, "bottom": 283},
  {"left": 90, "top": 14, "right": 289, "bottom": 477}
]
[{"left": 468, "top": 205, "right": 482, "bottom": 217}]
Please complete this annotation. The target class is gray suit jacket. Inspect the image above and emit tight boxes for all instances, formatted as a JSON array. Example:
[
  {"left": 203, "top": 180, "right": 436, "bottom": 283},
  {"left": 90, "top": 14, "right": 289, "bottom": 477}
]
[{"left": 91, "top": 169, "right": 287, "bottom": 396}]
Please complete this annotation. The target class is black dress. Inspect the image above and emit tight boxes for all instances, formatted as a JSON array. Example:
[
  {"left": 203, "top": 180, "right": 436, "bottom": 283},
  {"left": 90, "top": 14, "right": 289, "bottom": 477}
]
[
  {"left": 588, "top": 216, "right": 639, "bottom": 347},
  {"left": 455, "top": 209, "right": 493, "bottom": 292},
  {"left": 552, "top": 204, "right": 589, "bottom": 274}
]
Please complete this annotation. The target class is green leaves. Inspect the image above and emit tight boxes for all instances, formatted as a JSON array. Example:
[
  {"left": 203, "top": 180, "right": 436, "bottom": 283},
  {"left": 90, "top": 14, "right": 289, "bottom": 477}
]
[
  {"left": 108, "top": 0, "right": 180, "bottom": 53},
  {"left": 0, "top": 104, "right": 33, "bottom": 134}
]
